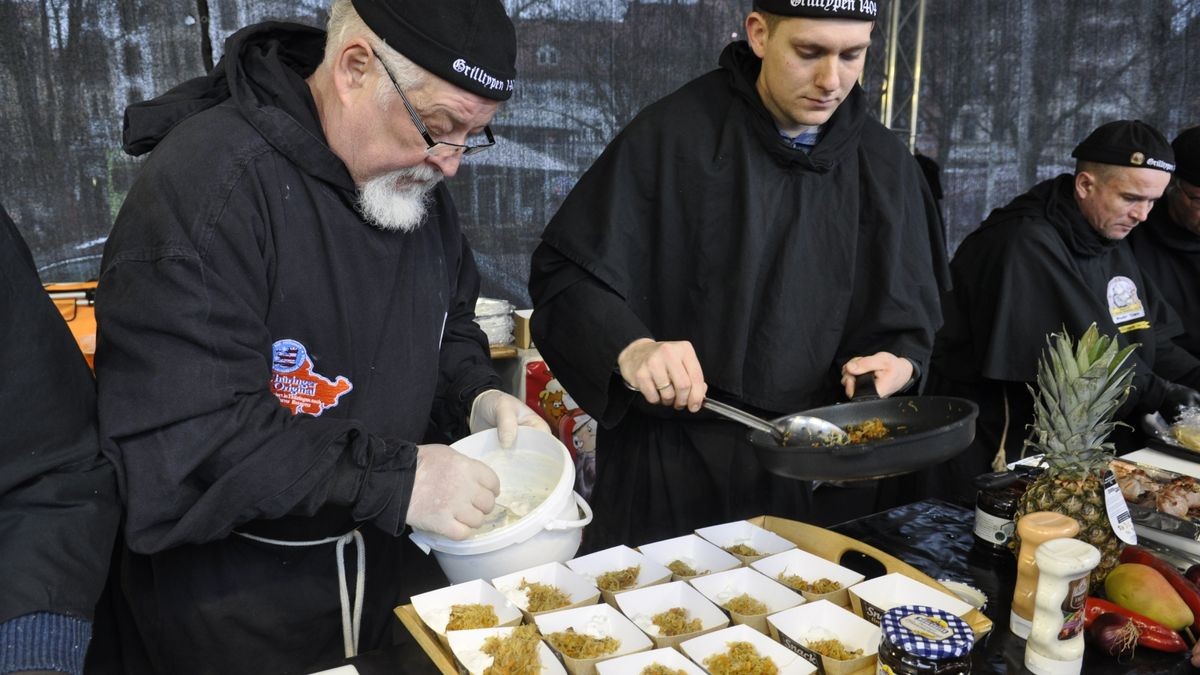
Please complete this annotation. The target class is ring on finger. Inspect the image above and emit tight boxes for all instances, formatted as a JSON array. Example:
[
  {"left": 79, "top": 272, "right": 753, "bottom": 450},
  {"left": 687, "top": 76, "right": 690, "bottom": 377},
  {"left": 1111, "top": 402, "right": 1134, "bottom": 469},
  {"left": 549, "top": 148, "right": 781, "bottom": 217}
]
[{"left": 656, "top": 382, "right": 672, "bottom": 391}]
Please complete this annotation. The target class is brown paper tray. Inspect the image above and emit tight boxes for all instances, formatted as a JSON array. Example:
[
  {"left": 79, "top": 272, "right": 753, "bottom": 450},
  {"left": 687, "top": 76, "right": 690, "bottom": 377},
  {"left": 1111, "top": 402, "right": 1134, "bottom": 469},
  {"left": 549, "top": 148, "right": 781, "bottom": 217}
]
[{"left": 396, "top": 515, "right": 994, "bottom": 674}]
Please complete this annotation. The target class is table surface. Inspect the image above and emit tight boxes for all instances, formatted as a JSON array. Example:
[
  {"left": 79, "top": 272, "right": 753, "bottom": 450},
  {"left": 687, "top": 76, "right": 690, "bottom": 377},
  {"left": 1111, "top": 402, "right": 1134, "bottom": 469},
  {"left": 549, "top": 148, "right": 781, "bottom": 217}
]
[
  {"left": 831, "top": 499, "right": 1196, "bottom": 674},
  {"left": 333, "top": 499, "right": 1199, "bottom": 674}
]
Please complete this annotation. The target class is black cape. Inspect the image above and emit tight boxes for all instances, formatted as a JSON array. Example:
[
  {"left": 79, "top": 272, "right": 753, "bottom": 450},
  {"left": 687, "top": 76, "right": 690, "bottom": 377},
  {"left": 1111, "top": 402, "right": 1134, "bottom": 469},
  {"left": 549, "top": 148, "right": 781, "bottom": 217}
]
[
  {"left": 95, "top": 23, "right": 497, "bottom": 674},
  {"left": 0, "top": 205, "right": 120, "bottom": 627},
  {"left": 1129, "top": 201, "right": 1200, "bottom": 358},
  {"left": 924, "top": 175, "right": 1200, "bottom": 502},
  {"left": 529, "top": 41, "right": 946, "bottom": 548}
]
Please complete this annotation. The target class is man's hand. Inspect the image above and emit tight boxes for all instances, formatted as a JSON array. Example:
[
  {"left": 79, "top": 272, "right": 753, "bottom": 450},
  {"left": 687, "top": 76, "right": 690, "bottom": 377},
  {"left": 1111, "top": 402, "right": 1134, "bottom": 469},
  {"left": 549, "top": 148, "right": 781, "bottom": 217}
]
[
  {"left": 405, "top": 444, "right": 500, "bottom": 540},
  {"left": 617, "top": 338, "right": 707, "bottom": 412},
  {"left": 840, "top": 352, "right": 914, "bottom": 398},
  {"left": 469, "top": 389, "right": 551, "bottom": 448},
  {"left": 1161, "top": 383, "right": 1200, "bottom": 423}
]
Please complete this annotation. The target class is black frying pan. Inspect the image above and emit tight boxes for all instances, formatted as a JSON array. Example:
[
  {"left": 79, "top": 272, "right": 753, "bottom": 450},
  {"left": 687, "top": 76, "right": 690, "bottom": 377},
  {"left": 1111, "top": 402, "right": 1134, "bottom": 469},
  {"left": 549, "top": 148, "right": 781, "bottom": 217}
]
[{"left": 747, "top": 375, "right": 979, "bottom": 481}]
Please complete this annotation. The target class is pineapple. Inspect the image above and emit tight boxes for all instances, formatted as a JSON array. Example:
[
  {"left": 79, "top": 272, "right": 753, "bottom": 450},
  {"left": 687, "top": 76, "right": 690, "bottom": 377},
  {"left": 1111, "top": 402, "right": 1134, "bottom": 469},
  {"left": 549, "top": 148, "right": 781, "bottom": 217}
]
[{"left": 1014, "top": 324, "right": 1137, "bottom": 590}]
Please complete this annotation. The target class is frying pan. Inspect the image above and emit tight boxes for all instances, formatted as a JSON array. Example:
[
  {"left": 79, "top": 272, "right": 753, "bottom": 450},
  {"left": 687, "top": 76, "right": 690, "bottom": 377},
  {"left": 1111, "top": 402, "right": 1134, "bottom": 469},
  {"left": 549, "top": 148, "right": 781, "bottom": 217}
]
[{"left": 747, "top": 375, "right": 979, "bottom": 481}]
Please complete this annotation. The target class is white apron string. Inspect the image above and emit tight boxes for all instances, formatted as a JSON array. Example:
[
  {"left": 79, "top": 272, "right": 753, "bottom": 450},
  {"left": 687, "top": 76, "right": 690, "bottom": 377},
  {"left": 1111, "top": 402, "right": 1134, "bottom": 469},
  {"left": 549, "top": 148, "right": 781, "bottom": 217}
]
[{"left": 234, "top": 529, "right": 365, "bottom": 658}]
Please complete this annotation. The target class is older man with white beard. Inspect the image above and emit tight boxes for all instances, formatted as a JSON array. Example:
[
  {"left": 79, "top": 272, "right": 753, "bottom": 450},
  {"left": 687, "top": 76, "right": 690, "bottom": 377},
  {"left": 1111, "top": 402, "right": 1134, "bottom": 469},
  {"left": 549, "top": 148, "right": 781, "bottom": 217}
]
[{"left": 93, "top": 1, "right": 546, "bottom": 673}]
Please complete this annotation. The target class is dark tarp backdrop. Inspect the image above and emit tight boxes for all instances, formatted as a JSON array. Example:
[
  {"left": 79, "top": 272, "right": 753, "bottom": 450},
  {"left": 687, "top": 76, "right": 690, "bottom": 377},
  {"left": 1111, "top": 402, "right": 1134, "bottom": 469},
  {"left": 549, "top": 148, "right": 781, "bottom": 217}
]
[{"left": 2, "top": 0, "right": 1198, "bottom": 304}]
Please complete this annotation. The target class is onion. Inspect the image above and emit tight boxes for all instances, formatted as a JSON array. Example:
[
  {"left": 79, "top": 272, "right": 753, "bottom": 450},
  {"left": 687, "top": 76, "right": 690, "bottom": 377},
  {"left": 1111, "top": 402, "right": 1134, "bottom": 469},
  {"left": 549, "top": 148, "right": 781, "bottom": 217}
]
[
  {"left": 1089, "top": 612, "right": 1139, "bottom": 661},
  {"left": 1185, "top": 563, "right": 1200, "bottom": 586}
]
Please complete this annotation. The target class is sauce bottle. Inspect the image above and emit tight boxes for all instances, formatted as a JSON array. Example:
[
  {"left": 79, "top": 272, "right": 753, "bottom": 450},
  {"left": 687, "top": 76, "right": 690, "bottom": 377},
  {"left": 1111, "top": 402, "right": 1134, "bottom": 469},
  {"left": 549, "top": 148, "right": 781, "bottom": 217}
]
[
  {"left": 1023, "top": 537, "right": 1101, "bottom": 674},
  {"left": 1009, "top": 512, "right": 1079, "bottom": 639}
]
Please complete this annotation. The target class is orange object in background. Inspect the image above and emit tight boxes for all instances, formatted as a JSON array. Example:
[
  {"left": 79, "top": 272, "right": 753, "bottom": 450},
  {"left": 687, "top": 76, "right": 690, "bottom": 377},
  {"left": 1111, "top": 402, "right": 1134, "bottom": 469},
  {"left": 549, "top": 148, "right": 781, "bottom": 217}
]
[{"left": 45, "top": 281, "right": 97, "bottom": 370}]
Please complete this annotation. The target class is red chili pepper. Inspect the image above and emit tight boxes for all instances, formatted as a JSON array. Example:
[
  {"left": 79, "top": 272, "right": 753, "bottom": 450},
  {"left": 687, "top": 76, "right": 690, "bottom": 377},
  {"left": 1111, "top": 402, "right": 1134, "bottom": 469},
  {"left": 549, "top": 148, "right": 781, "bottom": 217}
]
[
  {"left": 1085, "top": 597, "right": 1188, "bottom": 653},
  {"left": 1119, "top": 545, "right": 1200, "bottom": 638}
]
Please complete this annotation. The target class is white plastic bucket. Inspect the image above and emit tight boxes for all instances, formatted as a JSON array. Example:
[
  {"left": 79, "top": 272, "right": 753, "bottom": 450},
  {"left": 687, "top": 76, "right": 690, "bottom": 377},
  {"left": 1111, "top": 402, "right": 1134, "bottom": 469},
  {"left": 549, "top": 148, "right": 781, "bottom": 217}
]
[{"left": 410, "top": 427, "right": 593, "bottom": 584}]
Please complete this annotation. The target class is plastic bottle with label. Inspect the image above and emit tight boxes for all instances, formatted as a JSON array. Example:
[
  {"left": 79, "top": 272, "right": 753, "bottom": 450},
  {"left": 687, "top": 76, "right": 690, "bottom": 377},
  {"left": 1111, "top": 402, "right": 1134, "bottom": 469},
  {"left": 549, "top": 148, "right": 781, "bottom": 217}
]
[
  {"left": 1024, "top": 537, "right": 1101, "bottom": 675},
  {"left": 1010, "top": 512, "right": 1079, "bottom": 639}
]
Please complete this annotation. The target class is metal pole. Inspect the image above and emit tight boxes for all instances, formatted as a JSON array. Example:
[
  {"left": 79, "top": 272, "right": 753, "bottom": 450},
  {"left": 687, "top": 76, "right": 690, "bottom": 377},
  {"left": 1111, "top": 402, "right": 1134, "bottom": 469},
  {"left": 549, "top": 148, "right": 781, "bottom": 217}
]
[
  {"left": 882, "top": 0, "right": 902, "bottom": 125},
  {"left": 908, "top": 0, "right": 926, "bottom": 151}
]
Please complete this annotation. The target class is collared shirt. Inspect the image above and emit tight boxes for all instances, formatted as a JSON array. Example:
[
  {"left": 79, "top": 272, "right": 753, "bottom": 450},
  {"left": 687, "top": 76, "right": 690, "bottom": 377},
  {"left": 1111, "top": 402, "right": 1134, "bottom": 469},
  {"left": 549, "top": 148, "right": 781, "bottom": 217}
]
[{"left": 779, "top": 127, "right": 823, "bottom": 154}]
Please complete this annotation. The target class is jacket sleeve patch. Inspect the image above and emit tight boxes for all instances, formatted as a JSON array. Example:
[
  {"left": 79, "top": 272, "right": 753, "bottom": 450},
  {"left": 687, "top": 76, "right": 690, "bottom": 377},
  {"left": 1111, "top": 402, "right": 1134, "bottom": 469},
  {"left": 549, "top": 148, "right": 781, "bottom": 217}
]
[{"left": 270, "top": 338, "right": 353, "bottom": 416}]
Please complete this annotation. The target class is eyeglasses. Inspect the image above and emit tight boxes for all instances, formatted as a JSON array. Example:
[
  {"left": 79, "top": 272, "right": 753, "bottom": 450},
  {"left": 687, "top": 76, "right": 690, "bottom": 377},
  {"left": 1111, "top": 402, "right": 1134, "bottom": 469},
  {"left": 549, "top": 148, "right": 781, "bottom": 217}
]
[{"left": 377, "top": 57, "right": 495, "bottom": 157}]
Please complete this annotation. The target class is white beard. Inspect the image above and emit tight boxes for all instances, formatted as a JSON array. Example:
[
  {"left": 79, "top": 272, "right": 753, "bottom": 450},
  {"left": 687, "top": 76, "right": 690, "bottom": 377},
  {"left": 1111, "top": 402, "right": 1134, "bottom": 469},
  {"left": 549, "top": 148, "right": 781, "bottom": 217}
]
[{"left": 356, "top": 164, "right": 443, "bottom": 233}]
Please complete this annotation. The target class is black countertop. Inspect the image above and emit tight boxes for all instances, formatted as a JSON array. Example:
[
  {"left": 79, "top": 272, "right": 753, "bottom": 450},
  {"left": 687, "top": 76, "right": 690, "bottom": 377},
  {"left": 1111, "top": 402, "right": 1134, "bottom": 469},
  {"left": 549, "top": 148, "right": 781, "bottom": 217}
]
[{"left": 831, "top": 499, "right": 1196, "bottom": 674}]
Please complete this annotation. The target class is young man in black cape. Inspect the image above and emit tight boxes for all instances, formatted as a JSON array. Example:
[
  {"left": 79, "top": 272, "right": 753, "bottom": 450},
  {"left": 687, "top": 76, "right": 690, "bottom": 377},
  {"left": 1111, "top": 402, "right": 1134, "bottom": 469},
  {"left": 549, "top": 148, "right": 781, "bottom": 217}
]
[
  {"left": 528, "top": 0, "right": 947, "bottom": 551},
  {"left": 925, "top": 120, "right": 1200, "bottom": 504},
  {"left": 1130, "top": 126, "right": 1200, "bottom": 358},
  {"left": 93, "top": 1, "right": 548, "bottom": 672},
  {"left": 0, "top": 202, "right": 120, "bottom": 674}
]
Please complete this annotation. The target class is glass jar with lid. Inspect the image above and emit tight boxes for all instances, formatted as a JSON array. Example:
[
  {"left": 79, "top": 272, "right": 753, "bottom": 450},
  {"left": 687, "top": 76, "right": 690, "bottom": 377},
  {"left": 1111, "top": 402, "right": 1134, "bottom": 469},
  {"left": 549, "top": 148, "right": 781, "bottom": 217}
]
[{"left": 878, "top": 605, "right": 974, "bottom": 674}]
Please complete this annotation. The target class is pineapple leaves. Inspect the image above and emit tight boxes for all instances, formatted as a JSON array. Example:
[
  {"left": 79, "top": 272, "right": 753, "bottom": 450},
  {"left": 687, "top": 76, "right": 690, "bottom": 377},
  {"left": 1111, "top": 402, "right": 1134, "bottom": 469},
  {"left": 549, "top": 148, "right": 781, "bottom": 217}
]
[{"left": 1029, "top": 324, "right": 1138, "bottom": 476}]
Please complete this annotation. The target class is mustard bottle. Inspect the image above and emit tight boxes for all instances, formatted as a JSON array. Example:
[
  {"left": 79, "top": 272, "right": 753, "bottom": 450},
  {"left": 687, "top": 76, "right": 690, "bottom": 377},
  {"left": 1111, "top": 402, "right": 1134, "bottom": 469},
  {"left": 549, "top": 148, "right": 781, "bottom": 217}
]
[{"left": 1010, "top": 511, "right": 1079, "bottom": 639}]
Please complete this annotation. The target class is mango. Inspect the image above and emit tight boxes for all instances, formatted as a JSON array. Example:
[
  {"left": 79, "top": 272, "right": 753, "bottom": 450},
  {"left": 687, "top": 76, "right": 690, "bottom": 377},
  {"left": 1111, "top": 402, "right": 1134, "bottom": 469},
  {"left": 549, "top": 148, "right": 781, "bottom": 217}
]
[{"left": 1105, "top": 563, "right": 1195, "bottom": 630}]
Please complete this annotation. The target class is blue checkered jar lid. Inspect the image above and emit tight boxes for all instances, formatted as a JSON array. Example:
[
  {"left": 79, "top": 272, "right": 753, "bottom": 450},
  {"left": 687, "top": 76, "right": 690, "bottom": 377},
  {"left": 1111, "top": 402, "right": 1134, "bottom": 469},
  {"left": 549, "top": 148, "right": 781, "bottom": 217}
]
[{"left": 880, "top": 605, "right": 974, "bottom": 660}]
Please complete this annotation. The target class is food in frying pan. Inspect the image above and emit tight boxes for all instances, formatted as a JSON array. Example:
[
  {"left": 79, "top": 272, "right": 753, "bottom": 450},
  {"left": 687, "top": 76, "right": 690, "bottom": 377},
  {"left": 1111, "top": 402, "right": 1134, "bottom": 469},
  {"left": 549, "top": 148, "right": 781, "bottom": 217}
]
[{"left": 844, "top": 418, "right": 891, "bottom": 444}]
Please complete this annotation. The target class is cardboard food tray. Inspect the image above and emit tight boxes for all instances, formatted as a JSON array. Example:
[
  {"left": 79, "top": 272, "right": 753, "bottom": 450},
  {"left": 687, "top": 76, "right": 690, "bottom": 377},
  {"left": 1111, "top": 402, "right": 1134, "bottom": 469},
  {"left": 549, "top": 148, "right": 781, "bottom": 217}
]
[{"left": 396, "top": 515, "right": 994, "bottom": 674}]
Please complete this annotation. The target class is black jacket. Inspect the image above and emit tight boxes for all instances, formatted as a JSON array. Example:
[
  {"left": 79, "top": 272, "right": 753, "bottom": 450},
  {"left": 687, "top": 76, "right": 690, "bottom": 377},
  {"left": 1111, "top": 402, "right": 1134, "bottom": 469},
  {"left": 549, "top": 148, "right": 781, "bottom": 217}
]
[
  {"left": 0, "top": 204, "right": 120, "bottom": 626},
  {"left": 527, "top": 41, "right": 946, "bottom": 549},
  {"left": 931, "top": 174, "right": 1200, "bottom": 416},
  {"left": 97, "top": 22, "right": 499, "bottom": 553},
  {"left": 530, "top": 41, "right": 946, "bottom": 425},
  {"left": 1129, "top": 200, "right": 1200, "bottom": 358}
]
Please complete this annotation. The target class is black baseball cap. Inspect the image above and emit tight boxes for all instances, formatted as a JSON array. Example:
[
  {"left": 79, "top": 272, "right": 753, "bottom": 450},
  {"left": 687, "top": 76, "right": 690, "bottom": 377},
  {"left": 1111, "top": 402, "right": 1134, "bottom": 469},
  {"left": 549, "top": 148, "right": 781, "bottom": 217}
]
[
  {"left": 1071, "top": 120, "right": 1176, "bottom": 174},
  {"left": 350, "top": 0, "right": 516, "bottom": 101}
]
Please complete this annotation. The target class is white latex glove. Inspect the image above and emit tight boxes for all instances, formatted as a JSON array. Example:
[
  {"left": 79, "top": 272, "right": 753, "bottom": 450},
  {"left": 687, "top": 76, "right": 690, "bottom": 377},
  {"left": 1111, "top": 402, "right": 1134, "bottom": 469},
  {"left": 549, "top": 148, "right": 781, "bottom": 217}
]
[
  {"left": 405, "top": 443, "right": 500, "bottom": 540},
  {"left": 469, "top": 389, "right": 551, "bottom": 448}
]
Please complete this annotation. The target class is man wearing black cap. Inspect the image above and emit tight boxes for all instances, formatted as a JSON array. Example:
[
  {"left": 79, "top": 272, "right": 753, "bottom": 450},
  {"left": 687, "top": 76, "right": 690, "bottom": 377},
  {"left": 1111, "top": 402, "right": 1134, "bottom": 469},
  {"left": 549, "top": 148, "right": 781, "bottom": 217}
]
[
  {"left": 1131, "top": 126, "right": 1200, "bottom": 358},
  {"left": 922, "top": 120, "right": 1200, "bottom": 503},
  {"left": 528, "top": 0, "right": 946, "bottom": 549},
  {"left": 94, "top": 0, "right": 547, "bottom": 672}
]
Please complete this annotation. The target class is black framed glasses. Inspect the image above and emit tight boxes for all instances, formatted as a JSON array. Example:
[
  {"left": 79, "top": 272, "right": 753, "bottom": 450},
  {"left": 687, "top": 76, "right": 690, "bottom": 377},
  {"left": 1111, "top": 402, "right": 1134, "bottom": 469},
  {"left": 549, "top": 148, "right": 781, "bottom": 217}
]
[{"left": 377, "top": 57, "right": 495, "bottom": 157}]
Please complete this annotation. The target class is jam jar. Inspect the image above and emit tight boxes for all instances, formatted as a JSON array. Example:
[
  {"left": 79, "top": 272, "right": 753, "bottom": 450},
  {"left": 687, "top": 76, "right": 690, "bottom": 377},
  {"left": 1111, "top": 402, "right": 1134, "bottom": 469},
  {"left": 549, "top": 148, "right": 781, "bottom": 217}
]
[
  {"left": 877, "top": 605, "right": 974, "bottom": 675},
  {"left": 972, "top": 470, "right": 1032, "bottom": 551}
]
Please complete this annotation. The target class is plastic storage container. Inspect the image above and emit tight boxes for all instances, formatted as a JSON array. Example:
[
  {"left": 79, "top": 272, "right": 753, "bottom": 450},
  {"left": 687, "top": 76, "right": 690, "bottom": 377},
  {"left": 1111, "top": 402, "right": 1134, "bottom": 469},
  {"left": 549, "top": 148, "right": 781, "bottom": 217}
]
[{"left": 410, "top": 428, "right": 592, "bottom": 583}]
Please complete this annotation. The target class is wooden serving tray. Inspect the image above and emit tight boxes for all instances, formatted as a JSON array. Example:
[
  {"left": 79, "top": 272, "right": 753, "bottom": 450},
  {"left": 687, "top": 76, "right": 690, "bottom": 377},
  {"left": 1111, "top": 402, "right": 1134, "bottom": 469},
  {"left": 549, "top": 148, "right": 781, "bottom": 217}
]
[{"left": 395, "top": 515, "right": 994, "bottom": 674}]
